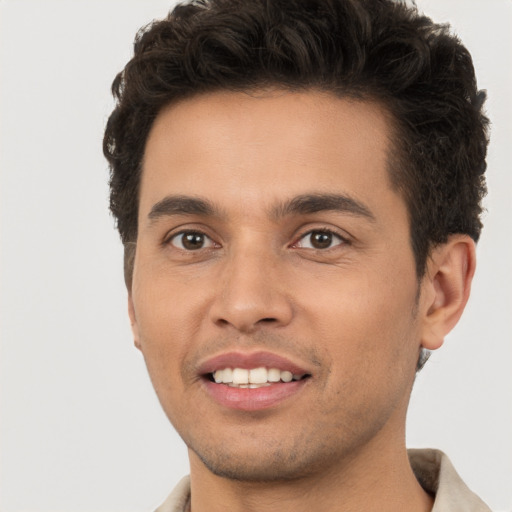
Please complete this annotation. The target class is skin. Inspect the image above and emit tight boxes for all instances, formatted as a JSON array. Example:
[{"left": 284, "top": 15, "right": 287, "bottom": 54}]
[{"left": 128, "top": 90, "right": 475, "bottom": 512}]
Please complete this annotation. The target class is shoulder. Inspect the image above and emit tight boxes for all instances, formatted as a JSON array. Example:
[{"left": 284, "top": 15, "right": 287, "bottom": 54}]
[
  {"left": 408, "top": 448, "right": 492, "bottom": 512},
  {"left": 154, "top": 475, "right": 191, "bottom": 512}
]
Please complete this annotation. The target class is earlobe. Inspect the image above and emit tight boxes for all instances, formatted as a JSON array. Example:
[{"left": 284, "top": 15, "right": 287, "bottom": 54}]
[
  {"left": 420, "top": 235, "right": 476, "bottom": 351},
  {"left": 128, "top": 294, "right": 142, "bottom": 350}
]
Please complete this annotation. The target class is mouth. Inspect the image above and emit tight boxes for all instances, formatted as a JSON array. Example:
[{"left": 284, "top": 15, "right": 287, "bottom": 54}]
[
  {"left": 198, "top": 352, "right": 312, "bottom": 410},
  {"left": 205, "top": 367, "right": 310, "bottom": 388}
]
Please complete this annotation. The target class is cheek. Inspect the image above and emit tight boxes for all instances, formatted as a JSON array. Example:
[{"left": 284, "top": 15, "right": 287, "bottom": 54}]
[
  {"left": 305, "top": 278, "right": 420, "bottom": 425},
  {"left": 297, "top": 260, "right": 420, "bottom": 373},
  {"left": 134, "top": 258, "right": 206, "bottom": 337},
  {"left": 132, "top": 271, "right": 205, "bottom": 386}
]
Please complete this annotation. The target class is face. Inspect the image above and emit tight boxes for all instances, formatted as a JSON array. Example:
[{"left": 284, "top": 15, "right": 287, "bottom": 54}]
[{"left": 130, "top": 90, "right": 427, "bottom": 481}]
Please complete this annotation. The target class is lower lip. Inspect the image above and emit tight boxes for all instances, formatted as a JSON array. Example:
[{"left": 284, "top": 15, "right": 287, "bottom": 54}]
[{"left": 202, "top": 378, "right": 308, "bottom": 411}]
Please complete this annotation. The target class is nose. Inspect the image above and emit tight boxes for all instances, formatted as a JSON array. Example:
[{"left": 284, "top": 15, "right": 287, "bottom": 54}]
[{"left": 209, "top": 244, "right": 294, "bottom": 333}]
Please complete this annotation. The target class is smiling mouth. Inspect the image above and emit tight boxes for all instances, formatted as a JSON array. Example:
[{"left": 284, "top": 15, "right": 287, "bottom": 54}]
[{"left": 206, "top": 367, "right": 311, "bottom": 388}]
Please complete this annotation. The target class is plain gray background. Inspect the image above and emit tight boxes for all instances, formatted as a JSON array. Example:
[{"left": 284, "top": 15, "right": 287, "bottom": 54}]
[{"left": 1, "top": 0, "right": 511, "bottom": 510}]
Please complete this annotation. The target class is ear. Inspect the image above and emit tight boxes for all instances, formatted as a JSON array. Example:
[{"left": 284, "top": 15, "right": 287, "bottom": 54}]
[
  {"left": 128, "top": 293, "right": 142, "bottom": 350},
  {"left": 420, "top": 235, "right": 476, "bottom": 351}
]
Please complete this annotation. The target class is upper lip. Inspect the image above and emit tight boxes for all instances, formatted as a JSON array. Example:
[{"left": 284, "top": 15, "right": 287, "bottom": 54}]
[{"left": 197, "top": 351, "right": 311, "bottom": 377}]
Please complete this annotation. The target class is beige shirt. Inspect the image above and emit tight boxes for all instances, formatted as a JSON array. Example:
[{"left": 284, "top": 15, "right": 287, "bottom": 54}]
[{"left": 155, "top": 449, "right": 491, "bottom": 512}]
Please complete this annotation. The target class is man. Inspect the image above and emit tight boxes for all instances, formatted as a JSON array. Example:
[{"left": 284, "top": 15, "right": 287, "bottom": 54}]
[{"left": 103, "top": 0, "right": 490, "bottom": 510}]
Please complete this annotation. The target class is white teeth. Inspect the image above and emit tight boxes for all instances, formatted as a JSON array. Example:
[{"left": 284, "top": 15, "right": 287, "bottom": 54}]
[
  {"left": 267, "top": 368, "right": 281, "bottom": 382},
  {"left": 281, "top": 371, "right": 293, "bottom": 383},
  {"left": 212, "top": 367, "right": 306, "bottom": 386},
  {"left": 249, "top": 367, "right": 267, "bottom": 384},
  {"left": 221, "top": 368, "right": 233, "bottom": 384},
  {"left": 232, "top": 368, "right": 249, "bottom": 384}
]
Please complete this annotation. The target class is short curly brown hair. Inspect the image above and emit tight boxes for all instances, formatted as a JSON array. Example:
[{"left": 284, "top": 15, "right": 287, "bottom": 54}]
[{"left": 104, "top": 0, "right": 489, "bottom": 287}]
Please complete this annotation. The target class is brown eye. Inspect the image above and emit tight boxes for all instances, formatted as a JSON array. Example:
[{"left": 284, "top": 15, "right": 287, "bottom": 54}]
[
  {"left": 310, "top": 231, "right": 333, "bottom": 249},
  {"left": 170, "top": 231, "right": 214, "bottom": 251},
  {"left": 297, "top": 230, "right": 344, "bottom": 250}
]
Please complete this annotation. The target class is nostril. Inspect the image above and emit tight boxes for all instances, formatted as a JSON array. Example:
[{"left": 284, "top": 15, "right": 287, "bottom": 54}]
[{"left": 259, "top": 317, "right": 277, "bottom": 323}]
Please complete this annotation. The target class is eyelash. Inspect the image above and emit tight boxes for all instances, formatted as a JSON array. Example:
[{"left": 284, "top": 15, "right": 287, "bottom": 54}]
[
  {"left": 166, "top": 230, "right": 218, "bottom": 251},
  {"left": 291, "top": 228, "right": 349, "bottom": 251},
  {"left": 165, "top": 227, "right": 349, "bottom": 252}
]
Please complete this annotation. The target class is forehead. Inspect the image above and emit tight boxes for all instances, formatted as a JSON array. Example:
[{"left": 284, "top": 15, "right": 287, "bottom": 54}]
[{"left": 140, "top": 89, "right": 399, "bottom": 220}]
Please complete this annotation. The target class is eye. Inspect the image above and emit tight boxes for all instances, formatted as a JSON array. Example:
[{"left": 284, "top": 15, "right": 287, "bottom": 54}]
[
  {"left": 169, "top": 231, "right": 216, "bottom": 251},
  {"left": 295, "top": 230, "right": 346, "bottom": 250}
]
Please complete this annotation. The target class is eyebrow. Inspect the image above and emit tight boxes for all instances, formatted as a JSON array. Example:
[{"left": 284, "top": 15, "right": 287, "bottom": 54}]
[
  {"left": 148, "top": 195, "right": 218, "bottom": 222},
  {"left": 271, "top": 193, "right": 375, "bottom": 222},
  {"left": 147, "top": 192, "right": 375, "bottom": 223}
]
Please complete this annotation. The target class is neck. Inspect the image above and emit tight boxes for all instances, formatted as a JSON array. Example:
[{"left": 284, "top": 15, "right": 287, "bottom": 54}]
[{"left": 187, "top": 434, "right": 433, "bottom": 512}]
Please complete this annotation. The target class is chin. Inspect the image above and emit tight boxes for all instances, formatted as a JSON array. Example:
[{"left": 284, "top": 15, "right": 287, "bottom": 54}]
[
  {"left": 195, "top": 450, "right": 316, "bottom": 482},
  {"left": 187, "top": 432, "right": 339, "bottom": 483}
]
